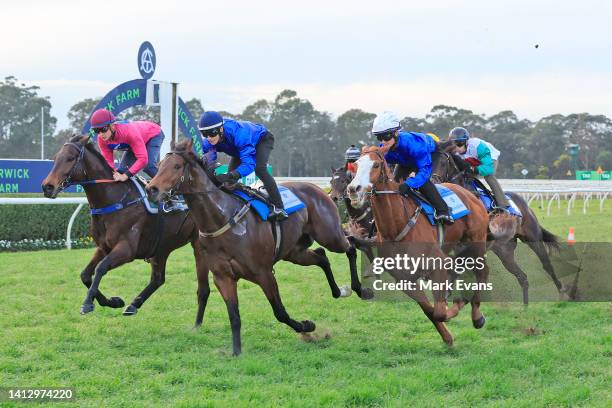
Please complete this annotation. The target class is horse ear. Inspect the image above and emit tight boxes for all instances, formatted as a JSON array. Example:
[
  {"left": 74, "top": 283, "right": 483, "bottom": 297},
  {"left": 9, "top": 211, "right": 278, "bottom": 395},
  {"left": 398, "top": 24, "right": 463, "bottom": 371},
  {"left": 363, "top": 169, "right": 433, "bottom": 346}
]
[
  {"left": 331, "top": 166, "right": 336, "bottom": 174},
  {"left": 170, "top": 137, "right": 176, "bottom": 150},
  {"left": 79, "top": 134, "right": 91, "bottom": 145}
]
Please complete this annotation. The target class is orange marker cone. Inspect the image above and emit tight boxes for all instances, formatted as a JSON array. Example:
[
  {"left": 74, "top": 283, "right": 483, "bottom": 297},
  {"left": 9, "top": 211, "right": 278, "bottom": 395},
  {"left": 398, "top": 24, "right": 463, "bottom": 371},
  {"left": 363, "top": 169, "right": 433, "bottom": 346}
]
[{"left": 567, "top": 227, "right": 575, "bottom": 245}]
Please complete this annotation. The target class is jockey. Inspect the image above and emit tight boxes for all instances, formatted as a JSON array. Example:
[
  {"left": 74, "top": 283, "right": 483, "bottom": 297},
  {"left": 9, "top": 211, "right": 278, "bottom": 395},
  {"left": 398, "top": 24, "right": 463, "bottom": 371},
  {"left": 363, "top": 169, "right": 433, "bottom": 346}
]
[
  {"left": 92, "top": 108, "right": 164, "bottom": 181},
  {"left": 372, "top": 112, "right": 454, "bottom": 225},
  {"left": 198, "top": 111, "right": 288, "bottom": 221},
  {"left": 344, "top": 144, "right": 361, "bottom": 178},
  {"left": 449, "top": 127, "right": 510, "bottom": 209}
]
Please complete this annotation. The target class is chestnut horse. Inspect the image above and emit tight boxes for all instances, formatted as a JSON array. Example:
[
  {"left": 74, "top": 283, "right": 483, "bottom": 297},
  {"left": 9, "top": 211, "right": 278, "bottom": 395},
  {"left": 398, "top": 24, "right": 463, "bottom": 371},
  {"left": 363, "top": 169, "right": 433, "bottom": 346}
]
[
  {"left": 147, "top": 139, "right": 365, "bottom": 355},
  {"left": 347, "top": 145, "right": 490, "bottom": 345},
  {"left": 431, "top": 142, "right": 567, "bottom": 303},
  {"left": 42, "top": 135, "right": 211, "bottom": 325}
]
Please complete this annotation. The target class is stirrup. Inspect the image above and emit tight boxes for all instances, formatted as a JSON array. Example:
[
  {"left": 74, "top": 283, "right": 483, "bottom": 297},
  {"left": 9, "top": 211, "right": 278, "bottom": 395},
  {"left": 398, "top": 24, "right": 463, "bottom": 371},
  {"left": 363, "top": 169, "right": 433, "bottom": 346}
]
[
  {"left": 435, "top": 213, "right": 454, "bottom": 225},
  {"left": 269, "top": 206, "right": 288, "bottom": 221}
]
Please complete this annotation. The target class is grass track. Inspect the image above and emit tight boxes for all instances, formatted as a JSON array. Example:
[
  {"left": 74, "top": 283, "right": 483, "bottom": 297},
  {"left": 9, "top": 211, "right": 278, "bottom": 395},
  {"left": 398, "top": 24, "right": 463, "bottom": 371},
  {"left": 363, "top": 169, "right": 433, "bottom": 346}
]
[{"left": 0, "top": 201, "right": 610, "bottom": 407}]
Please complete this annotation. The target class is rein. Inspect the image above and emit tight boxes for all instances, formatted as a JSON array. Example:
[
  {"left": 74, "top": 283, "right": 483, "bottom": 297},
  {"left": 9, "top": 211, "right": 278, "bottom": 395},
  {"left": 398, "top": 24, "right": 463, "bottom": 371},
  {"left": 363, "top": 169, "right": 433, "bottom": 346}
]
[
  {"left": 58, "top": 142, "right": 117, "bottom": 192},
  {"left": 164, "top": 151, "right": 251, "bottom": 238},
  {"left": 366, "top": 150, "right": 424, "bottom": 241}
]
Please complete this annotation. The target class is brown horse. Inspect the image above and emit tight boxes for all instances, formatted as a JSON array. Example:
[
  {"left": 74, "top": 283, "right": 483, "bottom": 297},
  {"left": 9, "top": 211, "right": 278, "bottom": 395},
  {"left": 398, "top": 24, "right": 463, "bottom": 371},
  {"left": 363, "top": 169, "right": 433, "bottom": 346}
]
[
  {"left": 431, "top": 142, "right": 567, "bottom": 303},
  {"left": 347, "top": 145, "right": 490, "bottom": 345},
  {"left": 147, "top": 138, "right": 365, "bottom": 356},
  {"left": 329, "top": 166, "right": 376, "bottom": 269},
  {"left": 42, "top": 135, "right": 211, "bottom": 325}
]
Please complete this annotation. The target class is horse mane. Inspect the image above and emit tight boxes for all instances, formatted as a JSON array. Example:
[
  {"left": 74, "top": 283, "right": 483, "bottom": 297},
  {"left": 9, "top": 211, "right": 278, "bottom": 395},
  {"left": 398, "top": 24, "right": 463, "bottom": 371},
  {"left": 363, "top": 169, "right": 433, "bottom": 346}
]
[{"left": 437, "top": 140, "right": 456, "bottom": 153}]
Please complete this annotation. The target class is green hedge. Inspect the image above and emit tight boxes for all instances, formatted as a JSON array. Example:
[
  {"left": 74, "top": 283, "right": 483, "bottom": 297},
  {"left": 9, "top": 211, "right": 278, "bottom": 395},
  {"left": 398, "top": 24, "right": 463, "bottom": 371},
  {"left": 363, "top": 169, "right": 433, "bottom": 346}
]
[{"left": 0, "top": 203, "right": 92, "bottom": 242}]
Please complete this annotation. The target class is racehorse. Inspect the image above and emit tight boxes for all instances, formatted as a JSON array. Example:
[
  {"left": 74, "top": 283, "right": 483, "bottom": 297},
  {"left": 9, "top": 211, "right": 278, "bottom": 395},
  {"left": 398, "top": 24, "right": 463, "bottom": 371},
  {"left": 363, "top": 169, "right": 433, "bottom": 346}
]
[
  {"left": 431, "top": 141, "right": 568, "bottom": 303},
  {"left": 42, "top": 135, "right": 211, "bottom": 325},
  {"left": 330, "top": 166, "right": 376, "bottom": 267},
  {"left": 347, "top": 145, "right": 491, "bottom": 346},
  {"left": 146, "top": 138, "right": 366, "bottom": 356}
]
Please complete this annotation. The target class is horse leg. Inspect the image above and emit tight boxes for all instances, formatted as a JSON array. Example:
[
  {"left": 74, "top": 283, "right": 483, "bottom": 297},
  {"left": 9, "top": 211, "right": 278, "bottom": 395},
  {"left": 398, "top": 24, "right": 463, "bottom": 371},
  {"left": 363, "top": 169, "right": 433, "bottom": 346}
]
[
  {"left": 346, "top": 237, "right": 375, "bottom": 298},
  {"left": 80, "top": 247, "right": 124, "bottom": 308},
  {"left": 80, "top": 242, "right": 134, "bottom": 315},
  {"left": 255, "top": 269, "right": 316, "bottom": 334},
  {"left": 402, "top": 286, "right": 454, "bottom": 345},
  {"left": 525, "top": 240, "right": 565, "bottom": 295},
  {"left": 492, "top": 239, "right": 530, "bottom": 304},
  {"left": 193, "top": 244, "right": 211, "bottom": 329},
  {"left": 285, "top": 247, "right": 342, "bottom": 298},
  {"left": 123, "top": 255, "right": 167, "bottom": 316},
  {"left": 470, "top": 253, "right": 490, "bottom": 329},
  {"left": 213, "top": 274, "right": 241, "bottom": 356}
]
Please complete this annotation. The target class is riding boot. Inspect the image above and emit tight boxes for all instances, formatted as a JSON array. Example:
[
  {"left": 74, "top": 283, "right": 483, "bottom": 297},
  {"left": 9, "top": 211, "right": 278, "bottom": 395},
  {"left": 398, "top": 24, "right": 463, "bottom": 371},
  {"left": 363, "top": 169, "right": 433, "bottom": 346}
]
[
  {"left": 484, "top": 174, "right": 510, "bottom": 208},
  {"left": 418, "top": 180, "right": 454, "bottom": 224},
  {"left": 259, "top": 173, "right": 287, "bottom": 221}
]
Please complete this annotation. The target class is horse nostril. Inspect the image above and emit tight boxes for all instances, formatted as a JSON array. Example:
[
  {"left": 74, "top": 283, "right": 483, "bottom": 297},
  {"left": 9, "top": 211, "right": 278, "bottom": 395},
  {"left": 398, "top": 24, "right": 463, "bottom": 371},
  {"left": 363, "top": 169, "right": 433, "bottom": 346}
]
[
  {"left": 355, "top": 185, "right": 362, "bottom": 192},
  {"left": 149, "top": 186, "right": 158, "bottom": 195}
]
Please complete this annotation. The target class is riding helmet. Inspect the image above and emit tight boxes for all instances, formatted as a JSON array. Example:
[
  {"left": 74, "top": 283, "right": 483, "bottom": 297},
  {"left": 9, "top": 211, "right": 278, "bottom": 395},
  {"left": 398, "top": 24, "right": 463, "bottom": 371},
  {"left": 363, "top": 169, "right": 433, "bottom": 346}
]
[
  {"left": 449, "top": 127, "right": 470, "bottom": 142},
  {"left": 90, "top": 108, "right": 116, "bottom": 128}
]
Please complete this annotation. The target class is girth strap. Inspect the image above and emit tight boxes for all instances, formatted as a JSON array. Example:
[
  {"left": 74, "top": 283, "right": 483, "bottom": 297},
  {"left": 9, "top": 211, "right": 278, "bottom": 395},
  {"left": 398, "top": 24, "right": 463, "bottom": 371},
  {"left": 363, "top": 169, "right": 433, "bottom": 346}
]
[
  {"left": 90, "top": 196, "right": 144, "bottom": 215},
  {"left": 199, "top": 203, "right": 251, "bottom": 238},
  {"left": 272, "top": 221, "right": 283, "bottom": 263},
  {"left": 394, "top": 206, "right": 422, "bottom": 242}
]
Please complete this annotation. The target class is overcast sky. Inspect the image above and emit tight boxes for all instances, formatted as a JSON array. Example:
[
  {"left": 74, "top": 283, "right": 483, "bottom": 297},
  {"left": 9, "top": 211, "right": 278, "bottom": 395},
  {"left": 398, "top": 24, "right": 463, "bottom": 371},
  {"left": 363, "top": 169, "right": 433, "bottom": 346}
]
[{"left": 2, "top": 0, "right": 611, "bottom": 130}]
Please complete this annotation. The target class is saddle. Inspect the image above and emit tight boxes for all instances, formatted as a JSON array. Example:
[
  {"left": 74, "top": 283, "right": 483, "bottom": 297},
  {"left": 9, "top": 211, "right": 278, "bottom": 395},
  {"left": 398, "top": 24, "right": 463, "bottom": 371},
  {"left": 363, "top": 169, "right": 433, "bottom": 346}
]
[{"left": 467, "top": 179, "right": 522, "bottom": 217}]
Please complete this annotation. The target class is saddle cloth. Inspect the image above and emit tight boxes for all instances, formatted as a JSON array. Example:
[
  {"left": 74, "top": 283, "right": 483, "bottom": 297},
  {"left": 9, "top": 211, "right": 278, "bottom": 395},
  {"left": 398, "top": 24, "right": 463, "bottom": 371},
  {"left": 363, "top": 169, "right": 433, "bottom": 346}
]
[
  {"left": 416, "top": 185, "right": 471, "bottom": 225},
  {"left": 470, "top": 181, "right": 522, "bottom": 217},
  {"left": 233, "top": 185, "right": 305, "bottom": 221}
]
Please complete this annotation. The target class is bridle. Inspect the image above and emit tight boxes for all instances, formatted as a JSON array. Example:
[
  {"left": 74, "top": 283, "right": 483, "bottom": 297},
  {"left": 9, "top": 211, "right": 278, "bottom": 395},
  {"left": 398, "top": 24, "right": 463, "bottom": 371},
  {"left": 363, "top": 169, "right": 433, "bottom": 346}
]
[
  {"left": 56, "top": 142, "right": 88, "bottom": 193},
  {"left": 431, "top": 151, "right": 465, "bottom": 184}
]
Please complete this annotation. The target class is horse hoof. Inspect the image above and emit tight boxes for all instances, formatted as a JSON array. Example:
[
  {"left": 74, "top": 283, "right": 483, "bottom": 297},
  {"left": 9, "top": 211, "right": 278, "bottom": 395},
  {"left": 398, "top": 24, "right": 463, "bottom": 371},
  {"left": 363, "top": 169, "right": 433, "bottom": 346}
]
[
  {"left": 472, "top": 314, "right": 486, "bottom": 329},
  {"left": 80, "top": 303, "right": 95, "bottom": 314},
  {"left": 359, "top": 287, "right": 374, "bottom": 300},
  {"left": 339, "top": 285, "right": 352, "bottom": 298},
  {"left": 301, "top": 320, "right": 316, "bottom": 333},
  {"left": 123, "top": 305, "right": 138, "bottom": 316},
  {"left": 108, "top": 297, "right": 125, "bottom": 309}
]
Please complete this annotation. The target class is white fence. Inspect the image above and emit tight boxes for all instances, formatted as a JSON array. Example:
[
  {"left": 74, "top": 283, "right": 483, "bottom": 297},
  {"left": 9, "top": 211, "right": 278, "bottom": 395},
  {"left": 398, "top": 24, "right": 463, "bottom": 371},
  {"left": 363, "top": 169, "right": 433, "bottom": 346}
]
[{"left": 1, "top": 179, "right": 611, "bottom": 249}]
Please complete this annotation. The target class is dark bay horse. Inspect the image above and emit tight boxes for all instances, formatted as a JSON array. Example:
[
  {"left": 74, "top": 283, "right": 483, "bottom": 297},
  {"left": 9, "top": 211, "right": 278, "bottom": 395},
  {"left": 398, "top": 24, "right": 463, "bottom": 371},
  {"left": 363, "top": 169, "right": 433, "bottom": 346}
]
[
  {"left": 347, "top": 145, "right": 491, "bottom": 346},
  {"left": 42, "top": 135, "right": 211, "bottom": 324},
  {"left": 431, "top": 142, "right": 568, "bottom": 303},
  {"left": 147, "top": 139, "right": 365, "bottom": 356},
  {"left": 330, "top": 166, "right": 376, "bottom": 268}
]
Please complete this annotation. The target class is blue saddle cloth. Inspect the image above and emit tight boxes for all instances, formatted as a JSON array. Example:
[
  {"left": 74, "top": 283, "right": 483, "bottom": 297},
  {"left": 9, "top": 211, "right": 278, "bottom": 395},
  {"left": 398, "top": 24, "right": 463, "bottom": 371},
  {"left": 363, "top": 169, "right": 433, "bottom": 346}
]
[
  {"left": 471, "top": 183, "right": 522, "bottom": 217},
  {"left": 416, "top": 185, "right": 471, "bottom": 225},
  {"left": 233, "top": 186, "right": 305, "bottom": 221}
]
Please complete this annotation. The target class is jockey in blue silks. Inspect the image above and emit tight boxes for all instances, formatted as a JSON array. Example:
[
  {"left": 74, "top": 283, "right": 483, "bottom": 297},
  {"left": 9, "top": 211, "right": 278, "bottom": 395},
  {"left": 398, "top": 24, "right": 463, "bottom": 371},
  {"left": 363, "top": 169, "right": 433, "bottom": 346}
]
[
  {"left": 372, "top": 111, "right": 454, "bottom": 224},
  {"left": 198, "top": 111, "right": 288, "bottom": 221}
]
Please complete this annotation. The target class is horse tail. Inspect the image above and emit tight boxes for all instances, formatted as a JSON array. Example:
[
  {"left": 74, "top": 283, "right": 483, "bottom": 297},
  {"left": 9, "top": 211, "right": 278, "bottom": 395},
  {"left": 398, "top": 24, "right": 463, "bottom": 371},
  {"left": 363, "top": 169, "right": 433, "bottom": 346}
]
[{"left": 540, "top": 226, "right": 560, "bottom": 254}]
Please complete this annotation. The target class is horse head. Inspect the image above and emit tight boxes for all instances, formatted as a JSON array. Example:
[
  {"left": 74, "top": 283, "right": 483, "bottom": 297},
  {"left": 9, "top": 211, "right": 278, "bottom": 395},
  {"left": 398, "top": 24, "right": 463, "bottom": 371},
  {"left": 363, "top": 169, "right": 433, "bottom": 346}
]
[
  {"left": 147, "top": 138, "right": 210, "bottom": 202},
  {"left": 431, "top": 141, "right": 464, "bottom": 185},
  {"left": 329, "top": 166, "right": 352, "bottom": 202},
  {"left": 42, "top": 134, "right": 93, "bottom": 198},
  {"left": 346, "top": 145, "right": 394, "bottom": 208}
]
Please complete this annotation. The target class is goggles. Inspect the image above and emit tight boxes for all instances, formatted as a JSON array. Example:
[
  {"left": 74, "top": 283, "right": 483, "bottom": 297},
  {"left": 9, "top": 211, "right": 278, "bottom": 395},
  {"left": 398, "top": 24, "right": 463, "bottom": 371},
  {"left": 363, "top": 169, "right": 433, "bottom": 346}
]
[{"left": 92, "top": 126, "right": 110, "bottom": 134}]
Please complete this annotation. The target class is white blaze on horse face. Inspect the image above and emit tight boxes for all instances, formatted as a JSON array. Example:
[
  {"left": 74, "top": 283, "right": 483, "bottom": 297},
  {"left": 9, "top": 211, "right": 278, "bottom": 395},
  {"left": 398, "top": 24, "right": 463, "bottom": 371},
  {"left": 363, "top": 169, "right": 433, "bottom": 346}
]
[{"left": 347, "top": 155, "right": 373, "bottom": 207}]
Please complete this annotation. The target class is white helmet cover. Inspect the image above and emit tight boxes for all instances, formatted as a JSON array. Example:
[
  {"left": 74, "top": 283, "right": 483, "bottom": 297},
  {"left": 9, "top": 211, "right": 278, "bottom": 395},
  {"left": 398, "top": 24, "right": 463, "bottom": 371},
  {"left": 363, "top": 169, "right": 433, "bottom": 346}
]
[{"left": 372, "top": 111, "right": 401, "bottom": 134}]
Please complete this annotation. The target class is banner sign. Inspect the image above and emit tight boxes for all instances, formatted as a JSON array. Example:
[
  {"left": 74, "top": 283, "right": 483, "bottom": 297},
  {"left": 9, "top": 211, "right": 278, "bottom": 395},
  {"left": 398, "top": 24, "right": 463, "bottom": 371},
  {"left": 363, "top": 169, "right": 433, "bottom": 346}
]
[{"left": 0, "top": 159, "right": 81, "bottom": 194}]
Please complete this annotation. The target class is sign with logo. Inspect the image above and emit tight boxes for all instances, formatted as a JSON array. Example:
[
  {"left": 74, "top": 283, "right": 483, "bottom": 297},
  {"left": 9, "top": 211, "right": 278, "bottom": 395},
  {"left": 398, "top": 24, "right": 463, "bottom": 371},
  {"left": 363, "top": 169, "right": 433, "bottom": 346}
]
[
  {"left": 0, "top": 159, "right": 81, "bottom": 193},
  {"left": 137, "top": 41, "right": 156, "bottom": 79}
]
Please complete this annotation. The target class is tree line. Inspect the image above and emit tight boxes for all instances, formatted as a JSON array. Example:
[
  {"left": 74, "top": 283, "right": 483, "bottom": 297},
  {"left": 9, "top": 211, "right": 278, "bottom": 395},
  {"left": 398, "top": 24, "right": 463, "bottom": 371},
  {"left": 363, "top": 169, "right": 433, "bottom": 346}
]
[{"left": 2, "top": 76, "right": 612, "bottom": 178}]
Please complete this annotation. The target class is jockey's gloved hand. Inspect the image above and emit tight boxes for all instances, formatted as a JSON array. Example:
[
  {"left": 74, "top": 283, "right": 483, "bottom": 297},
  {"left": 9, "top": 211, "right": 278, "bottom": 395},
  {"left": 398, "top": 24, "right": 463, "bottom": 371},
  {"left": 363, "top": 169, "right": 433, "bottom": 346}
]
[
  {"left": 398, "top": 183, "right": 411, "bottom": 196},
  {"left": 217, "top": 171, "right": 240, "bottom": 184}
]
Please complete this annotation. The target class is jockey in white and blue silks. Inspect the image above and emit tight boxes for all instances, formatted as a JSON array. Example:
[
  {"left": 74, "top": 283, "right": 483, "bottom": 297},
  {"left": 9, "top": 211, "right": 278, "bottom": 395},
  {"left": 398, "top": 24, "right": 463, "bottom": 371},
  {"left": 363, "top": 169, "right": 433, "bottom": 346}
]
[
  {"left": 372, "top": 111, "right": 454, "bottom": 225},
  {"left": 198, "top": 111, "right": 288, "bottom": 221}
]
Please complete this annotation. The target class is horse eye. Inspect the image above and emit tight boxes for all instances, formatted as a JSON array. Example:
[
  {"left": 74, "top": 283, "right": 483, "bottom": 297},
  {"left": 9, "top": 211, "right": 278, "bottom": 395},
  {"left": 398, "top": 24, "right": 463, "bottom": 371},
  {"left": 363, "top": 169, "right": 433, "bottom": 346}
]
[
  {"left": 174, "top": 164, "right": 181, "bottom": 170},
  {"left": 373, "top": 163, "right": 379, "bottom": 168},
  {"left": 67, "top": 157, "right": 75, "bottom": 162}
]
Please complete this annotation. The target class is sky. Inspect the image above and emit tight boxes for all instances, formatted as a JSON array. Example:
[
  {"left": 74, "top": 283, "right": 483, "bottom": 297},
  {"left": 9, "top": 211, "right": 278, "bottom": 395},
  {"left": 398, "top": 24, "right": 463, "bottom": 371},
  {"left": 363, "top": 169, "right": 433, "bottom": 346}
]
[{"left": 2, "top": 0, "right": 611, "bottom": 130}]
